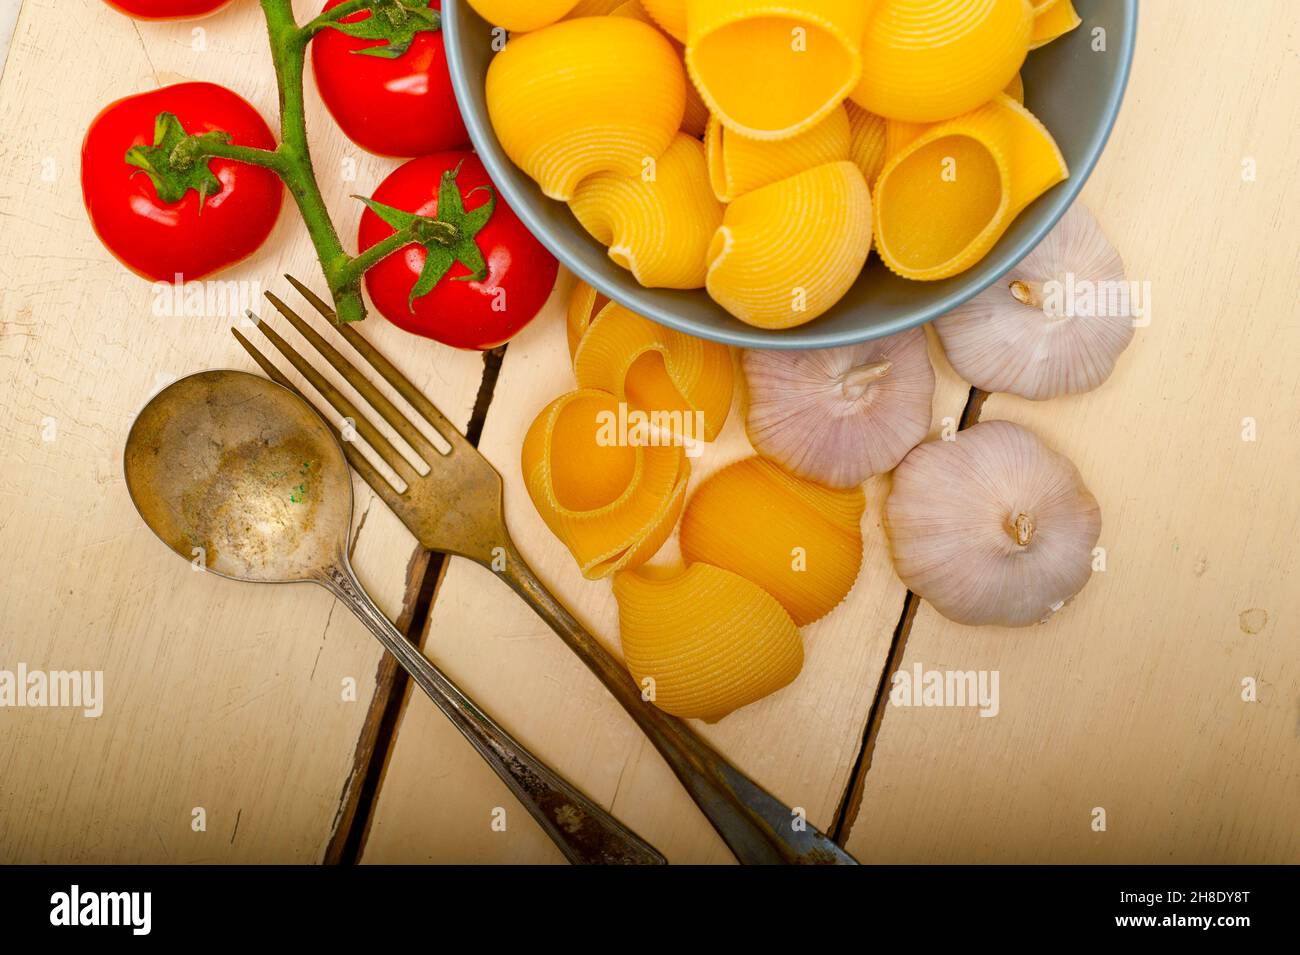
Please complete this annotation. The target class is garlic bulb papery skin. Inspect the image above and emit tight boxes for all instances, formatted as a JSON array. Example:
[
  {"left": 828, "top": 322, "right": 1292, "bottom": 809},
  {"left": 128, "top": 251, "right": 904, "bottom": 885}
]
[
  {"left": 933, "top": 203, "right": 1135, "bottom": 400},
  {"left": 884, "top": 420, "right": 1102, "bottom": 628},
  {"left": 743, "top": 327, "right": 935, "bottom": 489}
]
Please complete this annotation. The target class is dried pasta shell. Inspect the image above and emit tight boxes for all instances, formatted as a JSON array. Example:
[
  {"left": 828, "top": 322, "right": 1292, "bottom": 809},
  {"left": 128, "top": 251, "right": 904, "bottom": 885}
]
[
  {"left": 569, "top": 133, "right": 723, "bottom": 289},
  {"left": 706, "top": 106, "right": 851, "bottom": 203},
  {"left": 884, "top": 117, "right": 928, "bottom": 162},
  {"left": 573, "top": 299, "right": 734, "bottom": 442},
  {"left": 609, "top": 1, "right": 709, "bottom": 136},
  {"left": 679, "top": 456, "right": 865, "bottom": 625},
  {"left": 845, "top": 101, "right": 888, "bottom": 189},
  {"left": 686, "top": 0, "right": 873, "bottom": 141},
  {"left": 1030, "top": 0, "right": 1081, "bottom": 49},
  {"left": 466, "top": 0, "right": 578, "bottom": 32},
  {"left": 707, "top": 161, "right": 873, "bottom": 329},
  {"left": 1004, "top": 71, "right": 1025, "bottom": 104},
  {"left": 613, "top": 563, "right": 803, "bottom": 721},
  {"left": 851, "top": 0, "right": 1032, "bottom": 123},
  {"left": 874, "top": 94, "right": 1069, "bottom": 281},
  {"left": 568, "top": 0, "right": 626, "bottom": 16},
  {"left": 486, "top": 17, "right": 685, "bottom": 201},
  {"left": 641, "top": 0, "right": 688, "bottom": 41},
  {"left": 565, "top": 280, "right": 611, "bottom": 359},
  {"left": 522, "top": 389, "right": 690, "bottom": 578}
]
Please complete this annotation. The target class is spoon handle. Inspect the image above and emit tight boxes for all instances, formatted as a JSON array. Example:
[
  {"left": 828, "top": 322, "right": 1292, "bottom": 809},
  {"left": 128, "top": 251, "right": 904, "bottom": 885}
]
[
  {"left": 318, "top": 560, "right": 665, "bottom": 865},
  {"left": 497, "top": 540, "right": 858, "bottom": 865}
]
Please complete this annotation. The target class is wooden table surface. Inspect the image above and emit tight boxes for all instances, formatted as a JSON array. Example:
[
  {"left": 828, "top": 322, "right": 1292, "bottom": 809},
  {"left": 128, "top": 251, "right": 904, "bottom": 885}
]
[{"left": 1, "top": 0, "right": 1296, "bottom": 864}]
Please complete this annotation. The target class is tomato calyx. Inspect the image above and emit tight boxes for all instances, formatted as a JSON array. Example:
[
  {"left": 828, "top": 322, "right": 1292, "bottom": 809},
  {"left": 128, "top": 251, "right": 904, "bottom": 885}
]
[
  {"left": 124, "top": 111, "right": 231, "bottom": 207},
  {"left": 323, "top": 0, "right": 442, "bottom": 59},
  {"left": 356, "top": 161, "right": 497, "bottom": 308}
]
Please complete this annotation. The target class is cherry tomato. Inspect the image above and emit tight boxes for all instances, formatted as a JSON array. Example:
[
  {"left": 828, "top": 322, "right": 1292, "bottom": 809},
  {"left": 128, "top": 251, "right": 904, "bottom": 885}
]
[
  {"left": 81, "top": 82, "right": 283, "bottom": 282},
  {"left": 102, "top": 0, "right": 233, "bottom": 19},
  {"left": 312, "top": 0, "right": 468, "bottom": 158},
  {"left": 359, "top": 152, "right": 558, "bottom": 350}
]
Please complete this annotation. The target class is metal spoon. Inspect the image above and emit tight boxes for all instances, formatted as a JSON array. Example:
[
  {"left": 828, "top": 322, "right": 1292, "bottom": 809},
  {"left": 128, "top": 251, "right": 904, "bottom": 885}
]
[{"left": 122, "top": 369, "right": 664, "bottom": 865}]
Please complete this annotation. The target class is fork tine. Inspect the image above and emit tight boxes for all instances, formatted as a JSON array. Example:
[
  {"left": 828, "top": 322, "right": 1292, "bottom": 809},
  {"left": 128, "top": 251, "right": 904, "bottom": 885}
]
[
  {"left": 265, "top": 290, "right": 445, "bottom": 463},
  {"left": 283, "top": 274, "right": 471, "bottom": 452},
  {"left": 243, "top": 311, "right": 419, "bottom": 484},
  {"left": 232, "top": 328, "right": 405, "bottom": 506}
]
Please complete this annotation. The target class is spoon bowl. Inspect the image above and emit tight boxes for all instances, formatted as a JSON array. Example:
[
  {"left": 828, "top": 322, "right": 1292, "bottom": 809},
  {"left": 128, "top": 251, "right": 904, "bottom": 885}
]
[{"left": 124, "top": 370, "right": 351, "bottom": 584}]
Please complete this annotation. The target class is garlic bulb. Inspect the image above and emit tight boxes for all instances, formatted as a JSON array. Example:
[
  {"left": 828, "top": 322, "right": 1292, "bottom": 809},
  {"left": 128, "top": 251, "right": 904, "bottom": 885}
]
[
  {"left": 743, "top": 327, "right": 935, "bottom": 488},
  {"left": 884, "top": 420, "right": 1101, "bottom": 627},
  {"left": 933, "top": 203, "right": 1134, "bottom": 400}
]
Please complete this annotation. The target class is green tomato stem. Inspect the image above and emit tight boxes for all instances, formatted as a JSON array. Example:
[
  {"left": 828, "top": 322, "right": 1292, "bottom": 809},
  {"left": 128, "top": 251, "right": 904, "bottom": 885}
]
[
  {"left": 340, "top": 226, "right": 418, "bottom": 287},
  {"left": 301, "top": 0, "right": 372, "bottom": 39},
  {"left": 190, "top": 138, "right": 285, "bottom": 172},
  {"left": 257, "top": 0, "right": 371, "bottom": 323}
]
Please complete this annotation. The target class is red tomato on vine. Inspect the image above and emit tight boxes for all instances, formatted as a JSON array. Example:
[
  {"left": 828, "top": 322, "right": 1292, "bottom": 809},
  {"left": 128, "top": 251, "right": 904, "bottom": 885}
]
[
  {"left": 312, "top": 0, "right": 468, "bottom": 158},
  {"left": 358, "top": 152, "right": 558, "bottom": 350},
  {"left": 81, "top": 82, "right": 283, "bottom": 282},
  {"left": 101, "top": 0, "right": 233, "bottom": 19}
]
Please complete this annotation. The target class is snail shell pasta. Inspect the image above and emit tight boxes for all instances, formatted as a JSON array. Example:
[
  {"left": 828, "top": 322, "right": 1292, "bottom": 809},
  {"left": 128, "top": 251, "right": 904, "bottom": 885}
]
[
  {"left": 708, "top": 161, "right": 873, "bottom": 329},
  {"left": 486, "top": 17, "right": 685, "bottom": 201},
  {"left": 466, "top": 0, "right": 580, "bottom": 32},
  {"left": 686, "top": 0, "right": 874, "bottom": 141},
  {"left": 614, "top": 563, "right": 803, "bottom": 722},
  {"left": 873, "top": 94, "right": 1068, "bottom": 281},
  {"left": 569, "top": 133, "right": 723, "bottom": 289},
  {"left": 522, "top": 389, "right": 690, "bottom": 578},
  {"left": 573, "top": 296, "right": 734, "bottom": 441},
  {"left": 679, "top": 456, "right": 865, "bottom": 625},
  {"left": 851, "top": 0, "right": 1033, "bottom": 123}
]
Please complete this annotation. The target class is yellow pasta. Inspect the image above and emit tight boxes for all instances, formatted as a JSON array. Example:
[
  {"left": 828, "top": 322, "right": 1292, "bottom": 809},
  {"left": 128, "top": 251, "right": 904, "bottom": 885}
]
[
  {"left": 686, "top": 0, "right": 874, "bottom": 141},
  {"left": 609, "top": 1, "right": 709, "bottom": 137},
  {"left": 706, "top": 161, "right": 873, "bottom": 329},
  {"left": 679, "top": 456, "right": 865, "bottom": 625},
  {"left": 466, "top": 0, "right": 578, "bottom": 32},
  {"left": 885, "top": 117, "right": 928, "bottom": 162},
  {"left": 486, "top": 17, "right": 685, "bottom": 201},
  {"left": 873, "top": 93, "right": 1069, "bottom": 281},
  {"left": 613, "top": 563, "right": 803, "bottom": 721},
  {"left": 641, "top": 0, "right": 688, "bottom": 42},
  {"left": 565, "top": 279, "right": 610, "bottom": 359},
  {"left": 706, "top": 105, "right": 851, "bottom": 203},
  {"left": 567, "top": 0, "right": 626, "bottom": 16},
  {"left": 845, "top": 101, "right": 888, "bottom": 190},
  {"left": 521, "top": 389, "right": 690, "bottom": 579},
  {"left": 572, "top": 298, "right": 733, "bottom": 442},
  {"left": 1030, "top": 0, "right": 1082, "bottom": 49},
  {"left": 851, "top": 0, "right": 1033, "bottom": 123},
  {"left": 569, "top": 133, "right": 723, "bottom": 289}
]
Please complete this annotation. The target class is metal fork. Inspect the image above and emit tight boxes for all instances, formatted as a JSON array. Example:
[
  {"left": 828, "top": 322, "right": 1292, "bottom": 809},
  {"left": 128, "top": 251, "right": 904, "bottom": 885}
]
[{"left": 233, "top": 276, "right": 858, "bottom": 865}]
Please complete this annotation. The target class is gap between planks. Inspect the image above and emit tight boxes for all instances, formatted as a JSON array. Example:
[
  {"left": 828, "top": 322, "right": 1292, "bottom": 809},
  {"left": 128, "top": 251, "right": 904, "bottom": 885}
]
[
  {"left": 832, "top": 388, "right": 989, "bottom": 845},
  {"left": 324, "top": 346, "right": 508, "bottom": 865}
]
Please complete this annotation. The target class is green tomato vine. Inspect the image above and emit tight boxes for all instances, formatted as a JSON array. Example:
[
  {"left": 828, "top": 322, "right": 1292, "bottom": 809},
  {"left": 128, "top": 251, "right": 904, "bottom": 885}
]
[{"left": 127, "top": 0, "right": 483, "bottom": 324}]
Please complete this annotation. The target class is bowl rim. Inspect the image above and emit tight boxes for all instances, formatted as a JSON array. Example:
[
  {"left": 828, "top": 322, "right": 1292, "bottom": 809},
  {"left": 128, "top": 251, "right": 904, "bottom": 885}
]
[{"left": 444, "top": 0, "right": 1138, "bottom": 351}]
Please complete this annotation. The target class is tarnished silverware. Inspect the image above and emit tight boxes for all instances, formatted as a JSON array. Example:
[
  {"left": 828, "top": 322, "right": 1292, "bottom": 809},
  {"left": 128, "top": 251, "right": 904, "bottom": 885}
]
[
  {"left": 232, "top": 277, "right": 858, "bottom": 865},
  {"left": 123, "top": 369, "right": 664, "bottom": 865}
]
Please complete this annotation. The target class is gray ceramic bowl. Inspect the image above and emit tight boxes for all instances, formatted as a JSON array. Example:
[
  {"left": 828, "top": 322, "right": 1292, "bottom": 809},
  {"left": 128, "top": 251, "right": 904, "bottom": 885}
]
[{"left": 444, "top": 0, "right": 1137, "bottom": 349}]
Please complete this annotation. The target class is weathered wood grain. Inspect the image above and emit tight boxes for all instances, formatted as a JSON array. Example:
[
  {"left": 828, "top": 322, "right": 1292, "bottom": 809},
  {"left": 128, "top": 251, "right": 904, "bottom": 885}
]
[{"left": 0, "top": 0, "right": 485, "bottom": 862}]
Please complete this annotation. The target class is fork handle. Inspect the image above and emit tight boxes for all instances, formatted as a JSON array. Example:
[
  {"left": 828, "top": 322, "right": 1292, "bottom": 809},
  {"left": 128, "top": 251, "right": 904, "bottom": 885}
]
[
  {"left": 498, "top": 542, "right": 857, "bottom": 865},
  {"left": 319, "top": 560, "right": 665, "bottom": 865}
]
